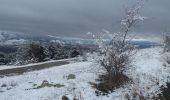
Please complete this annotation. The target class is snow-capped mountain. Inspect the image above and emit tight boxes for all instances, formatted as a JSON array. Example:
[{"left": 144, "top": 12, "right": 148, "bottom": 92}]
[
  {"left": 0, "top": 31, "right": 52, "bottom": 45},
  {"left": 0, "top": 31, "right": 161, "bottom": 48},
  {"left": 0, "top": 31, "right": 28, "bottom": 45}
]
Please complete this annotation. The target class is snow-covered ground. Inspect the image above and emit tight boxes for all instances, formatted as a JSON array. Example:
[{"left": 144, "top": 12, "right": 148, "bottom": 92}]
[
  {"left": 127, "top": 47, "right": 169, "bottom": 98},
  {"left": 0, "top": 47, "right": 169, "bottom": 100}
]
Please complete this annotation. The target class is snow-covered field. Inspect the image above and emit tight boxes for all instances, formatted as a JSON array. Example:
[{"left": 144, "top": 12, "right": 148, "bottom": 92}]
[{"left": 0, "top": 47, "right": 169, "bottom": 100}]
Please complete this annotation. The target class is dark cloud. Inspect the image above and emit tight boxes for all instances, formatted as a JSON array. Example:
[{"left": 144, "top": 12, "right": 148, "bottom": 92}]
[{"left": 0, "top": 0, "right": 169, "bottom": 37}]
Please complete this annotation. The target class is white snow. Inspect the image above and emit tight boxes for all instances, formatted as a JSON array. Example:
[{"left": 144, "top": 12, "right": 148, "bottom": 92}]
[
  {"left": 4, "top": 39, "right": 28, "bottom": 45},
  {"left": 0, "top": 62, "right": 103, "bottom": 100},
  {"left": 125, "top": 47, "right": 169, "bottom": 98},
  {"left": 134, "top": 47, "right": 162, "bottom": 73},
  {"left": 0, "top": 47, "right": 169, "bottom": 100}
]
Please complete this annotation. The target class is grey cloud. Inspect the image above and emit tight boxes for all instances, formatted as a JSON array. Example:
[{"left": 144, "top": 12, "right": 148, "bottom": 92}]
[{"left": 0, "top": 0, "right": 169, "bottom": 37}]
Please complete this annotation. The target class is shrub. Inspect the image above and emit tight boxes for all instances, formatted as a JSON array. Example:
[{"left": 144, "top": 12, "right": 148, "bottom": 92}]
[
  {"left": 0, "top": 52, "right": 5, "bottom": 65},
  {"left": 92, "top": 0, "right": 145, "bottom": 94},
  {"left": 93, "top": 73, "right": 130, "bottom": 95},
  {"left": 70, "top": 50, "right": 80, "bottom": 58},
  {"left": 67, "top": 74, "right": 76, "bottom": 80},
  {"left": 164, "top": 34, "right": 170, "bottom": 52}
]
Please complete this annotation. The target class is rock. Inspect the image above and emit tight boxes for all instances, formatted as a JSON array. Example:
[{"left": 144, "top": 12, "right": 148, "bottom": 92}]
[{"left": 62, "top": 95, "right": 69, "bottom": 100}]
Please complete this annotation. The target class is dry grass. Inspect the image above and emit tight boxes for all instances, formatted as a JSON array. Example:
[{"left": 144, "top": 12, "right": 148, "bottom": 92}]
[{"left": 92, "top": 73, "right": 130, "bottom": 95}]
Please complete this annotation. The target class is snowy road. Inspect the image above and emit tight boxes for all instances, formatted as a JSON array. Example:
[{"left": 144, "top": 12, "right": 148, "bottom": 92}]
[{"left": 0, "top": 59, "right": 71, "bottom": 77}]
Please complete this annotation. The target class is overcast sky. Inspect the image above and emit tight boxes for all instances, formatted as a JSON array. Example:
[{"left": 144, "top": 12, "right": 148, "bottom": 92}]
[{"left": 0, "top": 0, "right": 169, "bottom": 38}]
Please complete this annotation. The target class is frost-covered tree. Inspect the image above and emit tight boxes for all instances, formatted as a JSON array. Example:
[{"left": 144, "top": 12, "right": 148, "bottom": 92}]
[
  {"left": 120, "top": 0, "right": 146, "bottom": 47},
  {"left": 16, "top": 43, "right": 47, "bottom": 65},
  {"left": 100, "top": 0, "right": 145, "bottom": 75},
  {"left": 5, "top": 53, "right": 16, "bottom": 65},
  {"left": 16, "top": 44, "right": 33, "bottom": 64},
  {"left": 92, "top": 0, "right": 146, "bottom": 93},
  {"left": 0, "top": 52, "right": 16, "bottom": 65},
  {"left": 163, "top": 32, "right": 170, "bottom": 52},
  {"left": 0, "top": 52, "right": 6, "bottom": 65},
  {"left": 48, "top": 40, "right": 65, "bottom": 60},
  {"left": 29, "top": 43, "right": 47, "bottom": 62}
]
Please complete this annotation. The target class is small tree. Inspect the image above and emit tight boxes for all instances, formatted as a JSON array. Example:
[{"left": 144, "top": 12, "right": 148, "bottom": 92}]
[
  {"left": 4, "top": 53, "right": 16, "bottom": 65},
  {"left": 16, "top": 43, "right": 47, "bottom": 65},
  {"left": 48, "top": 41, "right": 65, "bottom": 60},
  {"left": 93, "top": 0, "right": 146, "bottom": 93},
  {"left": 70, "top": 50, "right": 80, "bottom": 58},
  {"left": 29, "top": 43, "right": 46, "bottom": 62},
  {"left": 16, "top": 44, "right": 32, "bottom": 64},
  {"left": 163, "top": 32, "right": 170, "bottom": 52},
  {"left": 102, "top": 0, "right": 145, "bottom": 75},
  {"left": 0, "top": 52, "right": 6, "bottom": 65}
]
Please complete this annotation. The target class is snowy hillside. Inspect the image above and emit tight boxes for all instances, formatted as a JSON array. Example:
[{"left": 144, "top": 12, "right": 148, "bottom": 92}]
[{"left": 0, "top": 47, "right": 169, "bottom": 100}]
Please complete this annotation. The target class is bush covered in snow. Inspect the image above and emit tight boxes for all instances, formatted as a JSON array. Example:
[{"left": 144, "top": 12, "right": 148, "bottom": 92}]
[{"left": 91, "top": 0, "right": 145, "bottom": 94}]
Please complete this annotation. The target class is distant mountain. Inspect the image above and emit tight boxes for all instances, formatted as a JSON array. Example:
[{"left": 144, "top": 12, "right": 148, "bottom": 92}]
[
  {"left": 130, "top": 40, "right": 161, "bottom": 49},
  {"left": 47, "top": 35, "right": 162, "bottom": 48},
  {"left": 0, "top": 31, "right": 54, "bottom": 45},
  {"left": 0, "top": 31, "right": 27, "bottom": 45},
  {"left": 47, "top": 35, "right": 96, "bottom": 46},
  {"left": 0, "top": 31, "right": 161, "bottom": 51}
]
